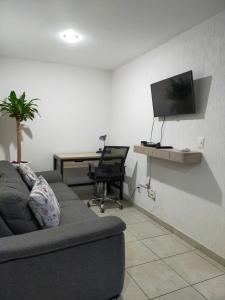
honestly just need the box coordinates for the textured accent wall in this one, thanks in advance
[110,11,225,258]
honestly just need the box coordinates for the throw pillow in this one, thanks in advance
[18,163,38,189]
[29,176,60,228]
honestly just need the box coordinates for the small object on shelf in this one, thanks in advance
[96,135,107,153]
[155,146,173,149]
[96,148,103,153]
[141,141,161,147]
[180,148,191,152]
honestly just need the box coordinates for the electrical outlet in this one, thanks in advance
[148,189,156,201]
[198,136,205,149]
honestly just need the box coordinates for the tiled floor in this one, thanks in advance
[90,203,225,300]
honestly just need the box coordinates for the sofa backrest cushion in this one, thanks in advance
[0,160,40,234]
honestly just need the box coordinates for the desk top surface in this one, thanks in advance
[54,152,101,160]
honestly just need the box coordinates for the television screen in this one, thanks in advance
[151,71,195,117]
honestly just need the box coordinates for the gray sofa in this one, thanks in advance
[0,160,126,300]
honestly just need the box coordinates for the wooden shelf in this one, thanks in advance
[134,145,202,164]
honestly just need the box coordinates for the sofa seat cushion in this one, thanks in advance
[60,200,98,225]
[50,182,79,202]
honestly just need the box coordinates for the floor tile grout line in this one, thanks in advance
[149,286,205,300]
[125,270,151,300]
[139,239,161,259]
[126,231,171,240]
[191,283,210,300]
[194,250,225,273]
[126,257,161,270]
[91,204,224,299]
[162,256,224,287]
[125,250,197,271]
[127,269,190,300]
[140,239,196,260]
[190,272,225,287]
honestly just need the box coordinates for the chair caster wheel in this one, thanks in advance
[87,202,91,208]
[100,205,104,213]
[119,204,123,210]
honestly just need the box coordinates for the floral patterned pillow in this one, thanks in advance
[29,176,60,228]
[18,163,38,188]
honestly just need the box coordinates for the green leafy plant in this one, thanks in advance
[0,90,39,162]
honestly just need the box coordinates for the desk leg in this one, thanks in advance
[60,160,64,179]
[53,157,57,170]
[120,181,123,200]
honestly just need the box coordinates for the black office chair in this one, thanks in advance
[87,146,129,213]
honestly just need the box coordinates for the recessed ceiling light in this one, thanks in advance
[59,29,82,44]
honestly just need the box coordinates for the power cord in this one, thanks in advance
[160,116,166,144]
[149,116,155,142]
[129,186,140,201]
[147,156,152,189]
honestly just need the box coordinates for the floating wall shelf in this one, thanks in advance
[134,145,202,164]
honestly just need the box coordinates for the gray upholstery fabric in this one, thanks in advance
[0,191,40,234]
[0,216,13,237]
[0,160,19,175]
[0,160,126,300]
[36,170,63,183]
[0,216,125,262]
[0,232,125,300]
[50,182,80,201]
[60,200,98,225]
[0,161,40,234]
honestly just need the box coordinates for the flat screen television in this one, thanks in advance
[151,71,195,117]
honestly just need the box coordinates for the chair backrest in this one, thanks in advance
[98,146,129,171]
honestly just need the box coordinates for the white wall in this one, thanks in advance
[110,11,225,258]
[0,58,111,171]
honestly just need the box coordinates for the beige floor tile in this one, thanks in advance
[124,230,137,243]
[155,287,206,300]
[127,221,168,240]
[127,260,188,299]
[143,234,194,258]
[118,273,148,300]
[164,252,223,285]
[126,240,158,268]
[194,250,225,272]
[194,274,225,300]
[107,207,149,225]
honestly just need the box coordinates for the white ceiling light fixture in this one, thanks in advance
[59,29,82,44]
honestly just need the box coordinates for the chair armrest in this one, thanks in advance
[0,216,126,263]
[35,170,62,183]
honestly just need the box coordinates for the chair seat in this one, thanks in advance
[89,169,123,182]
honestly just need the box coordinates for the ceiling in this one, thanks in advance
[0,0,225,70]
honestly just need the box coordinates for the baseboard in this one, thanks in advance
[129,201,225,267]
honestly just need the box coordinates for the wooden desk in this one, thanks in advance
[53,152,101,179]
[53,152,124,198]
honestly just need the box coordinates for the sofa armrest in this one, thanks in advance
[0,216,125,263]
[35,170,62,183]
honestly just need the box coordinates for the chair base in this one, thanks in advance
[87,197,123,213]
[87,182,123,213]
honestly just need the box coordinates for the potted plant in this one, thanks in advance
[0,90,39,162]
